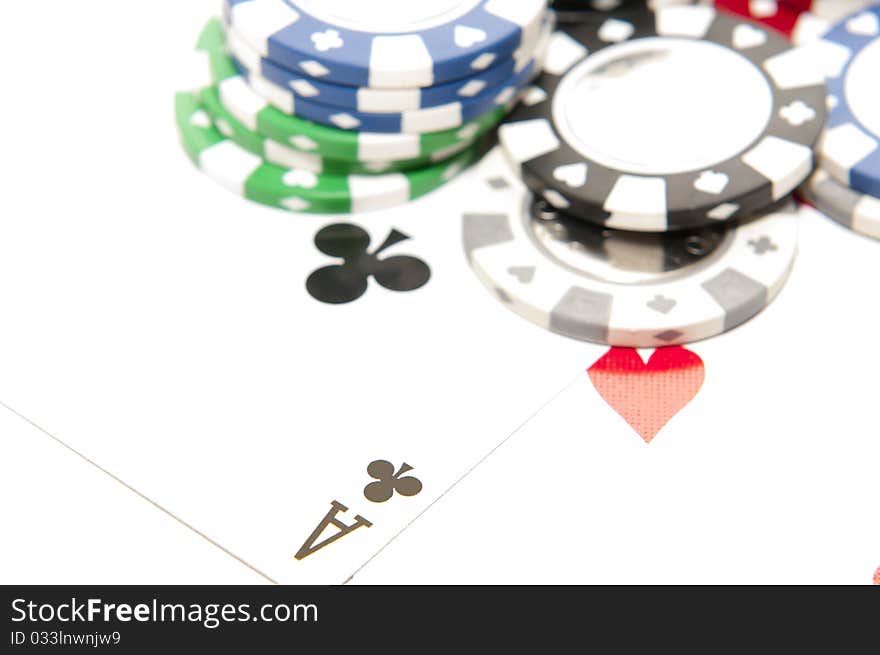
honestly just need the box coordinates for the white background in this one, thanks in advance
[1,1,879,585]
[0,0,271,584]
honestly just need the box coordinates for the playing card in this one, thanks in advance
[5,1,879,588]
[0,67,600,585]
[352,205,880,585]
[0,404,267,585]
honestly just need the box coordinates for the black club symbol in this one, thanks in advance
[363,460,423,504]
[306,224,431,304]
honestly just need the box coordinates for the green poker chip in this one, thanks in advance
[175,91,478,214]
[199,85,471,176]
[196,19,505,164]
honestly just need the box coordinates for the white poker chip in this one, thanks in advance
[498,5,827,232]
[462,148,799,347]
[800,167,880,240]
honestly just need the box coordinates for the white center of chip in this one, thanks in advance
[292,0,482,34]
[844,37,880,139]
[552,37,773,176]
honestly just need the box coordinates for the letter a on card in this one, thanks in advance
[295,501,373,561]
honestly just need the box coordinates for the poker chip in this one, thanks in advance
[499,5,827,232]
[552,0,698,23]
[196,19,499,163]
[816,5,880,199]
[713,1,877,43]
[200,85,471,175]
[713,0,830,43]
[223,0,548,89]
[462,148,798,347]
[175,91,478,214]
[227,15,553,112]
[776,1,876,22]
[227,22,545,134]
[800,168,880,240]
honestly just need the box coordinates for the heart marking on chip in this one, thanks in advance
[694,170,730,195]
[455,26,488,49]
[283,169,319,188]
[732,24,768,50]
[554,163,588,188]
[588,347,705,444]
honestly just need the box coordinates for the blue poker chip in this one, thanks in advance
[818,5,880,199]
[227,16,553,112]
[224,0,548,89]
[230,24,546,133]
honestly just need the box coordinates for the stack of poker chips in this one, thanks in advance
[712,0,877,44]
[714,0,880,238]
[463,2,826,347]
[174,1,553,215]
[795,3,880,240]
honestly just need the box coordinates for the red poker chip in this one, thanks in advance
[714,0,804,38]
[778,0,812,11]
[712,0,829,43]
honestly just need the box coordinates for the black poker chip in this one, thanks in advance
[500,4,827,231]
[551,0,697,23]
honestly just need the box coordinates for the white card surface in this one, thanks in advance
[353,207,880,584]
[0,404,267,584]
[0,2,599,582]
[0,146,598,582]
[3,1,880,586]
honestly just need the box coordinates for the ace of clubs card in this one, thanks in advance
[0,144,602,583]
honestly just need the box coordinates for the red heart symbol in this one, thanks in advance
[588,347,705,444]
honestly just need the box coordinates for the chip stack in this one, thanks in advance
[707,1,880,240]
[551,0,700,22]
[464,2,827,347]
[713,1,880,239]
[175,1,553,214]
[711,0,877,44]
[798,4,880,240]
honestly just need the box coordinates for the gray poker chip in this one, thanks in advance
[499,5,827,232]
[800,167,880,240]
[462,148,798,347]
